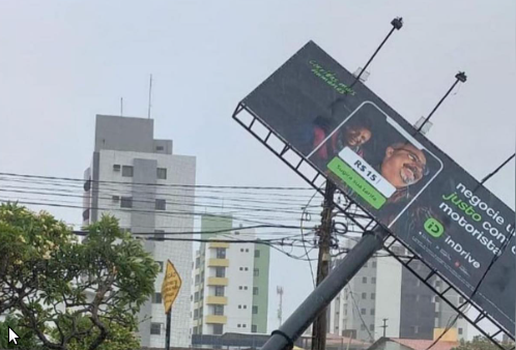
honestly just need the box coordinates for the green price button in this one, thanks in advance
[327,157,386,209]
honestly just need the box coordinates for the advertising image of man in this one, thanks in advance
[308,115,373,168]
[375,141,430,222]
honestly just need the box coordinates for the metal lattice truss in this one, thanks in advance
[233,102,514,350]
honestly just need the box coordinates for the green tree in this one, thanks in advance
[50,316,140,350]
[0,203,159,350]
[452,336,512,350]
[0,316,41,350]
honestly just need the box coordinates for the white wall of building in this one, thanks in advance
[92,148,195,348]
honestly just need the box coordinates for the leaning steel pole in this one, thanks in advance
[261,226,390,350]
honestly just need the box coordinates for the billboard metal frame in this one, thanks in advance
[233,102,515,350]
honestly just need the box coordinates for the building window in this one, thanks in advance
[154,230,165,241]
[150,323,161,335]
[361,293,366,299]
[245,249,249,252]
[362,277,367,283]
[239,286,243,290]
[214,305,224,315]
[244,267,248,271]
[252,325,258,333]
[120,197,133,208]
[243,305,247,309]
[253,306,258,315]
[113,164,121,172]
[157,261,163,272]
[371,293,375,300]
[111,195,120,203]
[372,261,377,268]
[370,309,375,316]
[122,165,133,177]
[372,277,376,284]
[370,324,374,331]
[195,257,200,268]
[157,167,167,180]
[194,292,199,302]
[213,324,223,335]
[237,324,241,328]
[243,324,247,328]
[240,248,244,252]
[215,286,225,297]
[361,308,366,315]
[153,293,162,304]
[156,145,164,151]
[254,268,259,277]
[155,199,166,210]
[193,308,199,318]
[216,248,226,259]
[195,275,200,284]
[458,328,463,335]
[253,287,259,295]
[255,249,261,258]
[360,324,366,331]
[244,286,248,290]
[238,305,242,309]
[215,267,225,278]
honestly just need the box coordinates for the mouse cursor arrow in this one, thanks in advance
[8,327,19,344]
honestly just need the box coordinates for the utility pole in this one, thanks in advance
[277,286,284,326]
[381,319,388,338]
[311,17,403,350]
[311,182,335,350]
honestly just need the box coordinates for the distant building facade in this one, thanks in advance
[192,215,270,337]
[83,115,196,348]
[329,237,468,342]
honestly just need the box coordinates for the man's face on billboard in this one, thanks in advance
[381,143,427,188]
[345,126,371,148]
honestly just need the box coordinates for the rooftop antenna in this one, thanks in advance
[148,74,153,119]
[120,97,124,116]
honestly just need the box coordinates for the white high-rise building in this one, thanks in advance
[329,237,468,342]
[83,115,196,348]
[191,216,270,341]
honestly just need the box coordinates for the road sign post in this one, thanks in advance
[161,260,182,350]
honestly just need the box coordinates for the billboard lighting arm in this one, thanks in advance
[351,17,404,88]
[480,153,515,185]
[261,226,389,350]
[416,71,467,133]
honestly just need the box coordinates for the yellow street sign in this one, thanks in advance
[161,260,182,314]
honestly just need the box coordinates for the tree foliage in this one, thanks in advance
[452,336,513,350]
[0,203,159,350]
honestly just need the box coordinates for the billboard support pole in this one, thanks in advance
[262,226,389,350]
[416,72,467,133]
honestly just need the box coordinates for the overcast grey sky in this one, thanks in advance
[1,0,514,339]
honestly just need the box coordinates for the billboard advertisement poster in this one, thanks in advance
[241,41,515,334]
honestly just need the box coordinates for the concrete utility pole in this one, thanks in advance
[311,182,336,350]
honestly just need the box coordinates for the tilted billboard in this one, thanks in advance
[240,41,515,334]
